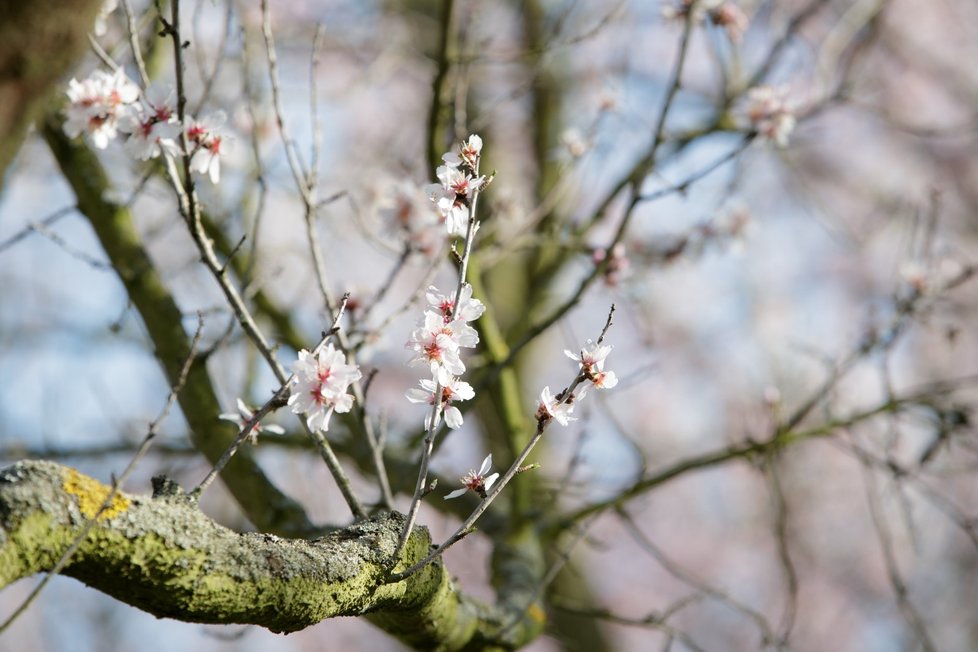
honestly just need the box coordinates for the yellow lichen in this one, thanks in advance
[63,468,130,520]
[527,602,546,625]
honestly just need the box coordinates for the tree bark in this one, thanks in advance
[0,460,517,649]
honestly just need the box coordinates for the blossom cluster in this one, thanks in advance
[536,340,618,427]
[288,344,361,432]
[662,1,749,42]
[425,135,486,236]
[745,85,796,147]
[405,283,484,431]
[63,68,226,182]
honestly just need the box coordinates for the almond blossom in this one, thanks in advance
[745,85,796,147]
[424,134,486,235]
[219,398,285,444]
[426,283,485,323]
[288,344,361,432]
[536,385,585,426]
[444,454,499,500]
[64,68,139,150]
[186,111,227,183]
[119,83,181,160]
[406,368,475,430]
[406,311,467,376]
[565,340,618,389]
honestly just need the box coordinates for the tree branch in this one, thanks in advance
[0,461,512,649]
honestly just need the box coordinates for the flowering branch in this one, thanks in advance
[393,135,488,563]
[389,305,616,582]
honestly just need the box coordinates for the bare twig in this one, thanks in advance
[0,314,205,634]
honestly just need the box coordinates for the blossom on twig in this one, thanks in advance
[444,454,499,500]
[406,367,474,430]
[745,85,796,147]
[64,68,140,150]
[425,134,486,235]
[565,340,619,389]
[186,111,227,183]
[219,398,285,445]
[536,385,585,426]
[119,83,181,160]
[288,344,361,432]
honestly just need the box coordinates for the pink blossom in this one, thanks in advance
[119,83,181,160]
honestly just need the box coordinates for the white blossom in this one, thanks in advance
[406,367,475,431]
[64,68,139,149]
[564,340,618,389]
[536,385,585,426]
[406,308,480,376]
[119,83,181,160]
[287,345,361,432]
[219,398,285,444]
[426,283,485,323]
[745,85,796,147]
[186,111,227,183]
[444,454,499,500]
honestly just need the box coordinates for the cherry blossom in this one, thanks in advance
[425,283,485,323]
[219,398,285,444]
[407,306,482,375]
[565,340,618,389]
[708,2,749,42]
[424,135,486,236]
[745,85,796,147]
[444,454,499,500]
[406,368,475,430]
[536,385,584,426]
[64,68,139,150]
[458,134,483,169]
[119,83,181,160]
[186,111,227,183]
[288,344,361,432]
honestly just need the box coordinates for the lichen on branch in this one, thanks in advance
[0,461,496,648]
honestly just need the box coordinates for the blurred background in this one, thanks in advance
[1,0,977,650]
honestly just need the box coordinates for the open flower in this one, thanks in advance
[745,85,796,147]
[444,454,499,500]
[406,367,475,430]
[219,398,285,444]
[426,283,485,323]
[119,83,181,160]
[406,311,472,375]
[565,340,618,389]
[459,134,483,168]
[536,385,585,426]
[288,344,361,432]
[186,111,227,183]
[64,68,139,149]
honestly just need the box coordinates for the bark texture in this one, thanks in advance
[0,461,511,649]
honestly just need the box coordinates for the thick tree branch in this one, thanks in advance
[0,461,518,649]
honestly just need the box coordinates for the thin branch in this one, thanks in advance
[0,313,205,634]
